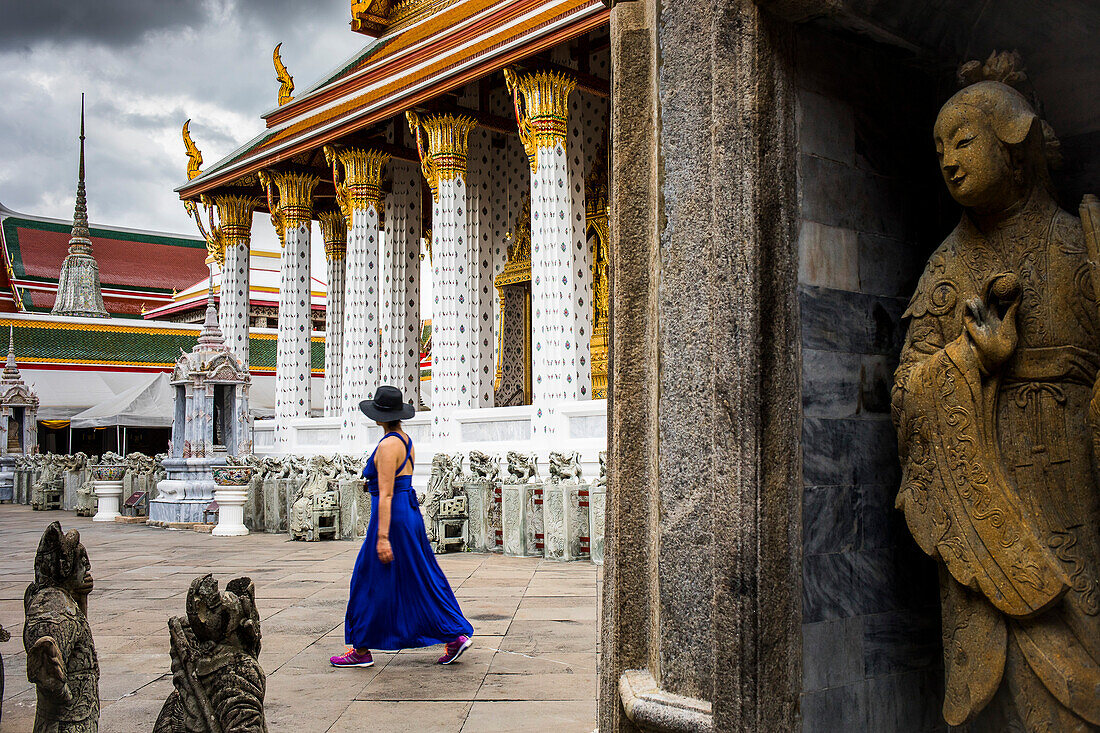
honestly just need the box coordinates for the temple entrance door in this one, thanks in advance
[495,283,532,406]
[494,199,533,407]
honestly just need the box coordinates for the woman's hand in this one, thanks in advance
[377,535,394,564]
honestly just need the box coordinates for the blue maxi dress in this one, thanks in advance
[344,432,473,650]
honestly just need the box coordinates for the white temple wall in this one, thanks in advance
[257,399,606,495]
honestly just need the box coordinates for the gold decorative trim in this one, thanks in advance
[406,111,476,201]
[318,210,348,261]
[504,67,576,173]
[586,139,609,399]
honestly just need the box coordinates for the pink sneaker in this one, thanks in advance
[330,648,374,668]
[437,635,472,665]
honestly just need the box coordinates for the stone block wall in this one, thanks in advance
[794,26,950,733]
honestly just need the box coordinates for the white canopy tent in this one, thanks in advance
[70,372,174,428]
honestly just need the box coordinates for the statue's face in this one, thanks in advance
[934,104,1021,212]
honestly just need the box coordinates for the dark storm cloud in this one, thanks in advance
[0,0,208,47]
[0,0,363,251]
[0,0,338,49]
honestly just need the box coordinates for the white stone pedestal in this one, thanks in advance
[211,466,253,537]
[91,465,127,522]
[465,481,501,552]
[542,481,590,561]
[212,488,249,536]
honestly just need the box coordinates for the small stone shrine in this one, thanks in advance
[152,279,251,525]
[501,451,543,558]
[154,574,267,733]
[543,451,589,561]
[461,451,501,553]
[0,329,38,504]
[23,521,99,733]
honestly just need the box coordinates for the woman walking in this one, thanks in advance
[331,385,473,668]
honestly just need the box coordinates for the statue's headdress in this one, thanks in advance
[186,574,262,658]
[33,521,85,588]
[944,51,1062,171]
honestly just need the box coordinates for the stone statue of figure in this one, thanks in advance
[289,455,339,541]
[22,521,99,732]
[154,574,267,733]
[893,53,1100,730]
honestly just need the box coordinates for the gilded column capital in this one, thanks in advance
[504,67,576,172]
[406,111,476,201]
[259,170,318,246]
[318,210,348,261]
[212,195,258,241]
[186,194,258,266]
[324,145,389,219]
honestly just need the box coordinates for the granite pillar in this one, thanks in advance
[601,1,801,731]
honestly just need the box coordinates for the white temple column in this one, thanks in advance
[506,69,592,421]
[326,147,388,449]
[467,129,496,407]
[319,210,347,417]
[381,159,422,403]
[260,171,318,449]
[212,195,256,366]
[407,112,477,439]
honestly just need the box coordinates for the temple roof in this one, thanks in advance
[142,249,328,320]
[0,314,325,376]
[178,0,607,198]
[0,201,209,318]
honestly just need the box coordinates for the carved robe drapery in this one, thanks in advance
[893,191,1100,729]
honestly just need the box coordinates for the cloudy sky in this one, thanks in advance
[0,0,367,255]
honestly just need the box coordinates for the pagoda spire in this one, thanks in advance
[195,267,228,352]
[2,328,18,380]
[52,94,108,318]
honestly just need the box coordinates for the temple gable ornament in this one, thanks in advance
[892,52,1100,730]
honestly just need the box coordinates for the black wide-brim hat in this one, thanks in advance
[359,385,416,422]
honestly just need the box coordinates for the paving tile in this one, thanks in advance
[0,505,597,731]
[329,700,472,732]
[462,700,596,732]
[476,672,597,701]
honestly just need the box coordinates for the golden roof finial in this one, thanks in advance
[273,43,295,106]
[182,119,203,181]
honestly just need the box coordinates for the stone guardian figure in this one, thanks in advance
[22,521,99,732]
[893,53,1100,730]
[154,574,267,733]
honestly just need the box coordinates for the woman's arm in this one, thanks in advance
[375,437,398,564]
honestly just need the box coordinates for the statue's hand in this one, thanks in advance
[28,636,72,702]
[964,294,1019,374]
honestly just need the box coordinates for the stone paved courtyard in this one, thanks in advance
[0,506,597,732]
